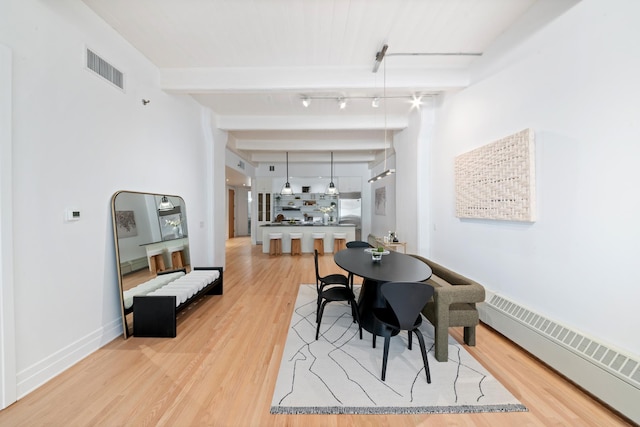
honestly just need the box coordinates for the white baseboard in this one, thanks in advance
[479,291,640,425]
[16,318,122,399]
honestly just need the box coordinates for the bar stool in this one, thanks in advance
[269,232,283,255]
[312,232,326,255]
[333,232,347,253]
[168,245,185,269]
[289,232,303,256]
[147,247,166,273]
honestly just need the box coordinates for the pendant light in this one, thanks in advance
[325,152,339,195]
[368,44,395,183]
[281,152,294,195]
[158,195,174,211]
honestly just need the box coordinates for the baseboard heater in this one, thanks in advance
[479,291,640,424]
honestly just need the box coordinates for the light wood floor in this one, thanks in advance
[0,237,632,426]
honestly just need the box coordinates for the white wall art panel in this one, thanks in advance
[455,128,535,222]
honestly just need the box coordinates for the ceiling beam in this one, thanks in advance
[160,66,470,93]
[214,114,408,131]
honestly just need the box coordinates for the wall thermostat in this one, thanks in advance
[65,209,81,221]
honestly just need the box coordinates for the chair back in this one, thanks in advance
[381,282,434,330]
[346,241,372,248]
[313,249,321,284]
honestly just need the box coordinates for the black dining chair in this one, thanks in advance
[372,281,435,382]
[344,241,372,289]
[314,249,362,341]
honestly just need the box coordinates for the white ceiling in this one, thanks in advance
[81,0,541,185]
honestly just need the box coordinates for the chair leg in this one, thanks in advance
[372,333,376,348]
[381,336,391,381]
[351,299,362,340]
[408,331,413,350]
[316,300,328,340]
[413,329,431,383]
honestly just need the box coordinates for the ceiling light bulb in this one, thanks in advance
[372,97,380,108]
[338,98,347,109]
[411,95,422,109]
[302,96,310,108]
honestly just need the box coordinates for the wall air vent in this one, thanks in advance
[86,48,124,90]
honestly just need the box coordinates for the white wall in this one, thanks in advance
[393,105,435,254]
[428,0,640,357]
[0,42,17,408]
[0,0,221,402]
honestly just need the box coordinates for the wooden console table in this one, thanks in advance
[374,237,407,253]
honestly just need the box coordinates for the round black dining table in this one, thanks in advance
[334,247,432,335]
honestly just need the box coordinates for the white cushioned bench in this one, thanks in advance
[123,271,186,312]
[132,267,223,337]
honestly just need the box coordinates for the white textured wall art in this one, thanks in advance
[455,128,536,222]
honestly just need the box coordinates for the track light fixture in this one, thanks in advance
[369,46,395,184]
[368,169,396,183]
[298,93,431,109]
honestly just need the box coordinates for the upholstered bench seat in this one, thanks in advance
[147,270,221,306]
[122,271,185,310]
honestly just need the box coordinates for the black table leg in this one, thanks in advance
[357,278,398,337]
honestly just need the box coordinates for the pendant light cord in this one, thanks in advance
[383,58,387,172]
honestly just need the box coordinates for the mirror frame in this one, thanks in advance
[111,190,190,338]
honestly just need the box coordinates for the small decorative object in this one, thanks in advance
[165,217,183,238]
[365,247,389,262]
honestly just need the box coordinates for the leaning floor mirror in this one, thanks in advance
[111,191,190,338]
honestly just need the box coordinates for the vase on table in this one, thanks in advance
[323,213,329,225]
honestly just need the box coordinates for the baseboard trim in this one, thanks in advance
[16,318,122,399]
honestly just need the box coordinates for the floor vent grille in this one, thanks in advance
[487,294,640,390]
[86,48,124,90]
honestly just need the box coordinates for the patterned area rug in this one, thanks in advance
[271,284,527,415]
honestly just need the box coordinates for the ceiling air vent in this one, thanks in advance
[86,48,124,90]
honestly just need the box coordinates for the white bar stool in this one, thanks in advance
[312,232,326,255]
[146,247,166,273]
[269,232,283,255]
[333,232,347,253]
[289,232,303,255]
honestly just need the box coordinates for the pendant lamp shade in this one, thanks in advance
[158,196,174,211]
[281,152,294,195]
[325,152,339,195]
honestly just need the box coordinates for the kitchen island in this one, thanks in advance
[260,224,356,254]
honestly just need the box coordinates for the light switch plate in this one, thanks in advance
[65,209,81,221]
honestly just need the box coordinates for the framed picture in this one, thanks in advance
[375,187,386,216]
[115,210,138,238]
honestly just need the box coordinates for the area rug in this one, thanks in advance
[270,284,527,415]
